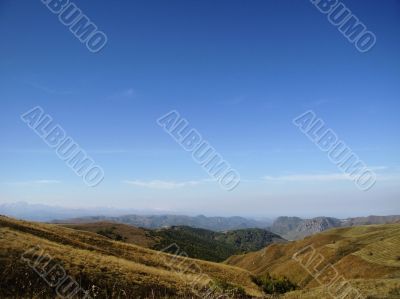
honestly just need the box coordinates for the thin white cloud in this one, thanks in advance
[123,179,209,189]
[263,173,353,182]
[263,172,400,183]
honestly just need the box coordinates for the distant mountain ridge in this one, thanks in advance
[270,215,400,240]
[0,202,160,222]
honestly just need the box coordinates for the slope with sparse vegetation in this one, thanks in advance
[226,223,400,298]
[0,215,264,298]
[62,222,159,248]
[2,215,400,298]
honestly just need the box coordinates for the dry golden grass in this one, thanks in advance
[3,216,400,299]
[0,216,263,298]
[282,278,400,299]
[226,223,400,298]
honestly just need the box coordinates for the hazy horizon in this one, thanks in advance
[1,200,399,220]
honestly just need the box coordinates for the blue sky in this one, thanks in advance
[0,0,399,217]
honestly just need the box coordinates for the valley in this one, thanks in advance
[1,215,400,298]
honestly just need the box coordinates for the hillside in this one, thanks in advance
[226,223,400,298]
[0,215,263,298]
[62,222,285,262]
[62,222,159,248]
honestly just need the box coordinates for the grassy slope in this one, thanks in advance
[226,223,400,298]
[62,222,159,248]
[0,216,263,298]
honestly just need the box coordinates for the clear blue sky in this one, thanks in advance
[0,0,399,217]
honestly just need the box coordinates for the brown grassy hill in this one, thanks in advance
[226,223,400,298]
[61,221,158,248]
[0,215,263,298]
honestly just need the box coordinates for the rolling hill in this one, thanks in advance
[0,215,263,298]
[226,223,400,298]
[62,221,159,248]
[62,222,285,262]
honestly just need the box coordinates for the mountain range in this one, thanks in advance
[2,202,400,241]
[0,202,152,222]
[55,214,272,231]
[271,215,400,240]
[56,214,400,241]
